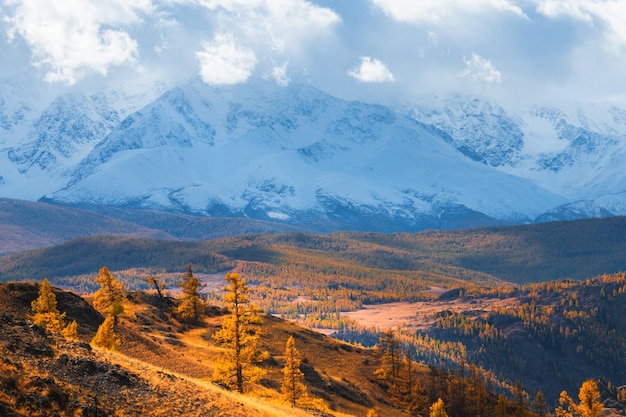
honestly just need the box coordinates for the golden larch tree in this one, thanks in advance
[147,274,166,298]
[93,266,127,325]
[282,335,308,407]
[430,398,448,417]
[31,277,66,332]
[212,272,267,393]
[91,315,121,350]
[556,379,603,417]
[62,320,79,340]
[175,264,205,320]
[374,328,403,398]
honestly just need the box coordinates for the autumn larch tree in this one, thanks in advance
[91,315,121,350]
[430,398,448,417]
[282,335,308,407]
[147,274,166,298]
[31,277,66,332]
[534,390,548,417]
[212,273,268,393]
[556,379,603,417]
[176,264,205,320]
[374,329,402,385]
[62,319,79,340]
[93,266,127,326]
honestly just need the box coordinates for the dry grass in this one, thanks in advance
[342,296,521,331]
[113,294,406,416]
[0,284,409,416]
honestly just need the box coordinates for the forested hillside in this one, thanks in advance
[2,216,626,289]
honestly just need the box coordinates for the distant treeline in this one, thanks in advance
[2,216,626,287]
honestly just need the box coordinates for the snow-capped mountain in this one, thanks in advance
[0,77,624,231]
[0,80,165,199]
[38,79,565,231]
[402,96,626,222]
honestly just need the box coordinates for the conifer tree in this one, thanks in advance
[282,335,307,407]
[62,320,79,341]
[91,315,120,350]
[556,380,603,417]
[430,398,448,417]
[374,329,402,384]
[147,274,166,298]
[212,273,268,393]
[176,264,205,320]
[533,390,548,417]
[93,266,127,325]
[31,277,66,332]
[366,409,378,417]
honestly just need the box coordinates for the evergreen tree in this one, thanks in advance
[93,266,127,325]
[212,273,268,393]
[282,335,307,407]
[91,315,121,350]
[31,278,66,332]
[430,398,448,417]
[175,264,205,320]
[366,409,379,417]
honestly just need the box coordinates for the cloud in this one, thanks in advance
[3,0,151,84]
[196,33,257,85]
[195,0,340,52]
[370,0,527,25]
[460,53,502,83]
[534,0,626,52]
[187,0,340,85]
[267,62,291,86]
[347,56,395,83]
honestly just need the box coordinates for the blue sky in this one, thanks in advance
[1,0,625,108]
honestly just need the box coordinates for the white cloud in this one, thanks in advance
[3,0,151,84]
[370,0,526,24]
[460,53,502,83]
[534,0,626,52]
[348,57,395,83]
[195,0,340,52]
[268,62,291,86]
[196,33,257,85]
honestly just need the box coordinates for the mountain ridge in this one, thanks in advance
[1,78,625,230]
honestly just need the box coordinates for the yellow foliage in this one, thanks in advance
[62,320,79,341]
[175,264,205,321]
[556,380,603,417]
[31,277,66,332]
[93,266,127,319]
[212,273,267,393]
[281,335,307,407]
[430,398,448,417]
[91,315,121,350]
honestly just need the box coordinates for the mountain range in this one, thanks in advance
[1,76,625,232]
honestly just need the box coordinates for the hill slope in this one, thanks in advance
[0,282,444,417]
[2,216,625,290]
[0,198,313,256]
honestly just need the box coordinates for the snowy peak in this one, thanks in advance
[401,96,525,167]
[47,81,565,231]
[1,79,625,231]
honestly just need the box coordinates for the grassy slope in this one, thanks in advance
[0,283,404,417]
